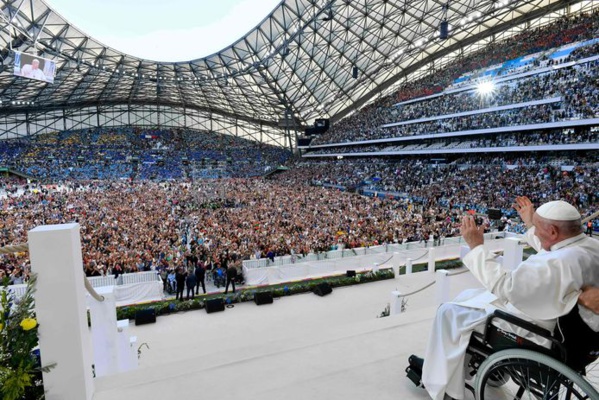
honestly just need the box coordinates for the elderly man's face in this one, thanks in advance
[532,213,560,251]
[32,60,40,69]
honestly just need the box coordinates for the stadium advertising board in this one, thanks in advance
[13,51,56,84]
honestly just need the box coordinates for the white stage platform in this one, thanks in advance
[93,252,484,400]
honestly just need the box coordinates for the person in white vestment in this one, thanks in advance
[414,196,599,400]
[20,59,47,80]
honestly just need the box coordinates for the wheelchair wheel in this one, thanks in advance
[475,349,599,400]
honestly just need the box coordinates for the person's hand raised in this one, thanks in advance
[460,215,484,249]
[513,196,535,228]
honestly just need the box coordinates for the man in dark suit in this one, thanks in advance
[195,261,206,295]
[175,267,187,301]
[224,263,238,294]
[186,270,197,300]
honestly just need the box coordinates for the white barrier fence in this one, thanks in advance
[243,232,514,286]
[242,232,506,269]
[5,271,164,307]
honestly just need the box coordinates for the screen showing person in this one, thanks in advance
[13,51,56,84]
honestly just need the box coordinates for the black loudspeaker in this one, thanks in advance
[297,137,313,147]
[488,208,502,220]
[135,308,156,325]
[439,20,449,40]
[205,298,225,314]
[352,66,359,79]
[313,282,333,297]
[346,270,356,277]
[254,292,274,305]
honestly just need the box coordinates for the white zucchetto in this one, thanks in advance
[536,200,581,221]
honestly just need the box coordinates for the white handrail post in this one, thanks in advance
[435,269,450,306]
[405,258,413,275]
[390,290,403,315]
[428,247,436,274]
[392,252,400,278]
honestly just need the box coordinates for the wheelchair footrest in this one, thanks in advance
[405,366,426,389]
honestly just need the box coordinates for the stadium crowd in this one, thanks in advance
[2,152,597,285]
[270,157,598,218]
[312,58,599,145]
[0,9,598,289]
[0,178,465,283]
[305,129,599,155]
[0,127,291,182]
[311,10,599,146]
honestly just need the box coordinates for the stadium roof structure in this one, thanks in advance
[0,0,591,143]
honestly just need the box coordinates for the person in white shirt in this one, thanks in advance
[411,196,599,400]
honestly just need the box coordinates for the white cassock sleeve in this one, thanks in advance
[524,226,543,252]
[462,244,582,320]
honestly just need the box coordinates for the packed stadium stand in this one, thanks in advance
[0,128,291,181]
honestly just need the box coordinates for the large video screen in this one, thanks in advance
[13,51,56,84]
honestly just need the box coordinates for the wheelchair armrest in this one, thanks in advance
[486,310,553,339]
[483,309,567,361]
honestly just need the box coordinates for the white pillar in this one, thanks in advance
[28,223,94,400]
[390,290,403,315]
[405,258,413,275]
[502,237,524,271]
[392,252,400,278]
[87,286,118,377]
[428,247,436,274]
[435,270,450,305]
[129,336,139,369]
[116,320,138,372]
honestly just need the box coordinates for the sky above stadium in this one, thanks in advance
[46,0,282,62]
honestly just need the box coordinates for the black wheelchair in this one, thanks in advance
[406,306,599,399]
[465,307,599,399]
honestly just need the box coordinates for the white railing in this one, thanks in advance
[242,232,504,269]
[3,271,161,299]
[85,271,161,287]
[3,271,164,307]
[121,271,161,285]
[88,275,119,288]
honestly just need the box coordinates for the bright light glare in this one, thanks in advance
[477,81,496,96]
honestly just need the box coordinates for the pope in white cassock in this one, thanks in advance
[20,59,47,81]
[416,196,599,400]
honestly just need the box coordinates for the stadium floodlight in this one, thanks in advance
[476,80,496,96]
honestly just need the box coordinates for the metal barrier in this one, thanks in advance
[88,275,119,288]
[3,271,162,299]
[121,271,161,285]
[242,232,504,269]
